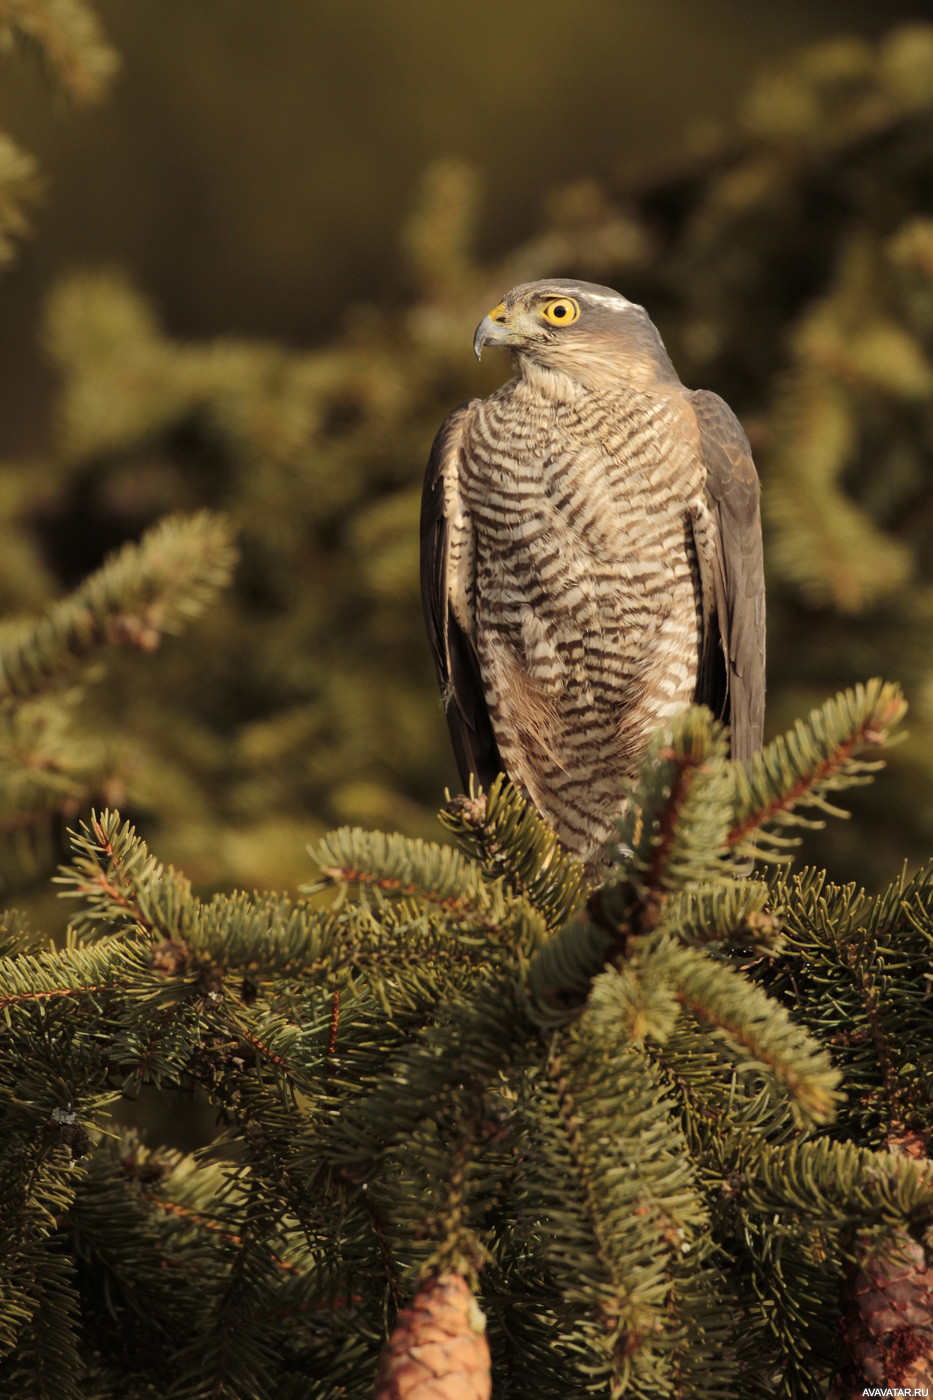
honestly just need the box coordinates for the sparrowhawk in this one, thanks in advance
[421,279,765,871]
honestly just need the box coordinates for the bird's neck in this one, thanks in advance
[513,356,584,402]
[514,349,666,398]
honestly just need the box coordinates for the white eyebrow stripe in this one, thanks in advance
[581,292,641,311]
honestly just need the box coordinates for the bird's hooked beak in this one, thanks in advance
[473,302,513,360]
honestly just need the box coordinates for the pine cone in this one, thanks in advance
[834,1227,933,1396]
[374,1271,492,1400]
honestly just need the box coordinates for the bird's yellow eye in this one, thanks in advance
[540,297,580,326]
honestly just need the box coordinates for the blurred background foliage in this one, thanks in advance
[2,1,933,922]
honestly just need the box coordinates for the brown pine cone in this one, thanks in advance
[374,1271,492,1400]
[834,1228,933,1396]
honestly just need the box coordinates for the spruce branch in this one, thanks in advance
[306,826,510,928]
[0,0,119,104]
[0,697,110,875]
[591,960,681,1049]
[0,1248,84,1399]
[56,810,196,944]
[324,974,529,1171]
[613,706,734,906]
[68,1146,230,1346]
[359,1196,402,1320]
[530,930,839,1130]
[522,685,904,1147]
[439,774,587,932]
[727,679,907,861]
[0,906,44,958]
[520,889,685,1035]
[721,1135,933,1230]
[712,1134,933,1394]
[0,512,237,704]
[57,812,518,1021]
[655,942,841,1127]
[56,833,477,1129]
[656,879,781,952]
[760,861,933,1143]
[162,1189,283,1400]
[522,901,629,1029]
[67,1141,377,1393]
[643,1028,798,1152]
[772,856,933,958]
[544,1017,732,1395]
[0,933,148,1012]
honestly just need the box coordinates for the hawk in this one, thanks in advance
[421,279,765,871]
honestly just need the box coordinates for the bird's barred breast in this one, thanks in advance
[459,377,705,859]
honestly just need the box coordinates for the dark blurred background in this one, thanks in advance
[3,0,933,914]
[2,0,931,447]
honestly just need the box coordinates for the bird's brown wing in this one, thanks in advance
[689,389,766,763]
[420,401,503,792]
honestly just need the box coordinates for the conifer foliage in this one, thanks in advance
[0,0,118,262]
[2,675,931,1398]
[2,10,933,1398]
[0,511,235,887]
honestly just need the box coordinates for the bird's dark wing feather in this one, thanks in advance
[689,389,766,763]
[420,401,503,792]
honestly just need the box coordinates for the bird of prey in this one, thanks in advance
[420,279,765,871]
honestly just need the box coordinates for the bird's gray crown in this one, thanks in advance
[503,278,644,314]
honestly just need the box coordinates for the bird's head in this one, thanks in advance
[473,279,678,389]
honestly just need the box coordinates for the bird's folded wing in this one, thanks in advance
[420,401,503,791]
[689,388,766,763]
